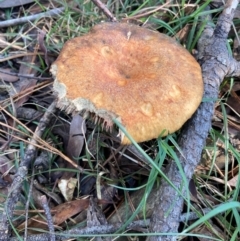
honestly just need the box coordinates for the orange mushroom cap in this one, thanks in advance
[51,22,203,145]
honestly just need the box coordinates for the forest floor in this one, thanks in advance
[0,0,239,240]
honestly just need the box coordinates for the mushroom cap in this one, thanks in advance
[51,22,203,145]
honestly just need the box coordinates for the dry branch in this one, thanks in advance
[40,195,55,241]
[148,0,240,240]
[0,7,64,28]
[0,101,57,240]
[8,220,148,241]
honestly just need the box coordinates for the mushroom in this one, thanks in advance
[51,22,203,145]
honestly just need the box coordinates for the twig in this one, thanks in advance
[40,195,55,241]
[0,52,46,63]
[91,0,117,22]
[8,220,146,241]
[0,101,57,240]
[8,203,227,241]
[0,7,64,28]
[0,68,52,81]
[24,169,35,241]
[148,0,240,240]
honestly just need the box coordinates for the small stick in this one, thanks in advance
[91,0,117,22]
[0,68,52,81]
[0,7,64,28]
[40,195,56,241]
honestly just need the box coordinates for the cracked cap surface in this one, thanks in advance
[51,22,203,144]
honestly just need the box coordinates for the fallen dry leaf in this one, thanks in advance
[17,198,89,233]
[10,58,38,108]
[0,34,8,48]
[228,174,239,187]
[192,221,226,240]
[227,96,240,115]
[38,29,49,67]
[58,178,78,201]
[52,198,89,225]
[0,155,14,175]
[0,68,18,82]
